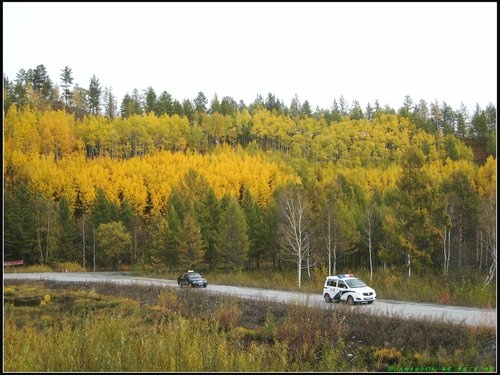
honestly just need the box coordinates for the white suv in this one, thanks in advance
[323,274,376,304]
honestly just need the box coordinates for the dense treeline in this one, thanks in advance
[4,105,496,286]
[3,64,497,159]
[3,64,497,287]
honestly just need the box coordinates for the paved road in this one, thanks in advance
[4,272,496,328]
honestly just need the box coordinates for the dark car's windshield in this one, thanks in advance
[345,278,367,288]
[187,273,202,279]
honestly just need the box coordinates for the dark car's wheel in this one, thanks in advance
[324,293,332,303]
[347,295,355,305]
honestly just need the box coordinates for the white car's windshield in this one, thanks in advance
[345,278,367,288]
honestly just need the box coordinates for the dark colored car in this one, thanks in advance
[177,270,208,288]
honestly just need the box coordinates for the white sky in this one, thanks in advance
[3,2,497,112]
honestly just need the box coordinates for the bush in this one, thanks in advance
[5,264,53,273]
[57,262,85,272]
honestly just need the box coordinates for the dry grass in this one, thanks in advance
[3,279,496,372]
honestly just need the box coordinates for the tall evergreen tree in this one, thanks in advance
[301,100,312,117]
[330,99,341,122]
[210,93,221,114]
[241,186,263,269]
[182,99,195,123]
[90,188,120,228]
[441,101,456,135]
[13,68,30,107]
[197,188,221,271]
[144,86,157,114]
[155,91,174,116]
[392,146,439,276]
[290,94,301,119]
[430,100,443,135]
[120,93,134,118]
[88,74,102,115]
[33,64,49,93]
[194,91,208,113]
[56,196,78,262]
[484,103,497,155]
[338,95,349,116]
[265,93,278,112]
[217,196,249,272]
[120,198,137,262]
[178,210,205,269]
[399,95,414,118]
[60,66,74,107]
[221,96,237,116]
[103,86,117,119]
[350,100,364,120]
[439,170,480,272]
[365,102,375,121]
[172,99,184,116]
[131,88,143,115]
[165,200,181,270]
[260,198,280,269]
[4,181,37,264]
[72,84,89,117]
[413,99,431,133]
[147,213,170,267]
[455,103,469,140]
[3,74,15,111]
[33,194,59,265]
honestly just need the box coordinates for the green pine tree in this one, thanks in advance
[178,210,205,269]
[217,196,249,272]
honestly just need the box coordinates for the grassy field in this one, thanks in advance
[3,279,496,372]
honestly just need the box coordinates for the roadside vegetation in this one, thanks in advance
[3,280,496,372]
[161,267,496,308]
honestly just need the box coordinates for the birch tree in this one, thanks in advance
[278,186,311,288]
[361,206,375,281]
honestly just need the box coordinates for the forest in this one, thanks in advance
[3,64,497,288]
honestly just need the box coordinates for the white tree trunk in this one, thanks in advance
[45,212,51,263]
[279,188,311,289]
[326,209,332,276]
[362,208,374,281]
[82,207,86,271]
[93,226,96,272]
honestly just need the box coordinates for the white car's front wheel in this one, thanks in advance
[347,295,355,305]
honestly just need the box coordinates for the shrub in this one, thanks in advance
[6,264,52,273]
[374,347,402,364]
[210,303,240,331]
[40,294,52,306]
[57,262,85,272]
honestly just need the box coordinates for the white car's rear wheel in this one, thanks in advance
[324,294,332,303]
